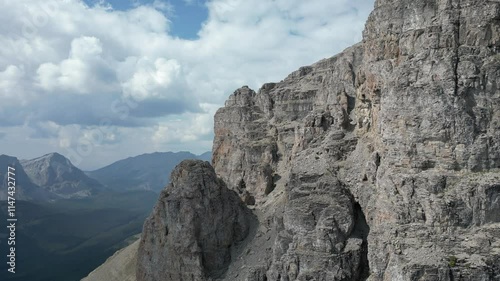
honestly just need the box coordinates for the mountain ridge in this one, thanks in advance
[0,155,56,201]
[87,151,211,192]
[21,152,104,199]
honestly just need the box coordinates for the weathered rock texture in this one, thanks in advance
[105,0,500,281]
[210,0,500,280]
[136,160,252,281]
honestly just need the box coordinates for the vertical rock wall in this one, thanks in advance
[134,1,500,280]
[211,0,500,280]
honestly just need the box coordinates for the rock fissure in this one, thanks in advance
[453,0,462,98]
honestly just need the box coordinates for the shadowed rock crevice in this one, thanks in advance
[344,94,357,131]
[350,202,370,281]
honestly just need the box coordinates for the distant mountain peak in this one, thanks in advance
[0,154,56,201]
[26,152,71,165]
[21,152,103,199]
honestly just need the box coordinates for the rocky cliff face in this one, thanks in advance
[136,160,252,281]
[132,0,500,280]
[211,0,500,280]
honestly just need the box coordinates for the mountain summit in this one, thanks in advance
[21,152,103,198]
[0,155,55,201]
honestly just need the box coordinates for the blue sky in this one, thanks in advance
[0,0,374,169]
[84,0,209,39]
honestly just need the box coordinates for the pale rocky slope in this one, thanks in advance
[82,239,140,281]
[84,0,500,280]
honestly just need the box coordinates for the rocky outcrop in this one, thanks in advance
[212,45,374,281]
[136,160,252,281]
[211,0,500,280]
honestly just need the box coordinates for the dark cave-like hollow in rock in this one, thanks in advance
[351,201,370,280]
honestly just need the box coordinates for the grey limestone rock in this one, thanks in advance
[211,0,500,280]
[136,160,252,281]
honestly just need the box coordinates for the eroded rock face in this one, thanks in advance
[136,160,251,281]
[125,1,500,280]
[212,0,500,280]
[213,47,374,280]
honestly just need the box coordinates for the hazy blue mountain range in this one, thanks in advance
[87,151,211,192]
[0,150,209,281]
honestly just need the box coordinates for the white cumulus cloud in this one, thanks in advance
[0,0,374,169]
